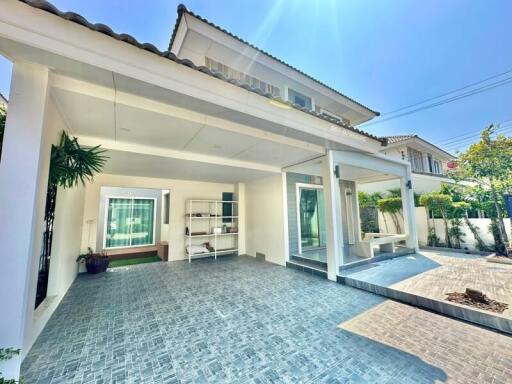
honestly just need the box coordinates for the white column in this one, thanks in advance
[0,63,50,380]
[281,172,290,262]
[234,182,246,255]
[322,151,344,280]
[400,169,419,252]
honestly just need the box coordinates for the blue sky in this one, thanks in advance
[1,0,511,153]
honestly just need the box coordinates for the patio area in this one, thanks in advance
[340,249,512,333]
[22,256,512,383]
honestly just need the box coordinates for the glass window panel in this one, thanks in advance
[130,199,155,246]
[299,188,320,248]
[106,198,132,248]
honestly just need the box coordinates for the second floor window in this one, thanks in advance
[427,154,442,174]
[288,88,312,110]
[407,147,424,172]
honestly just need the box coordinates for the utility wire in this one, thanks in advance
[443,127,512,151]
[437,123,512,147]
[380,67,512,116]
[360,76,512,127]
[434,118,512,145]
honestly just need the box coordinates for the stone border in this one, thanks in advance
[420,246,491,256]
[486,253,512,265]
[338,275,512,334]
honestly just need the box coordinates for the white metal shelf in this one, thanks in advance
[185,199,240,263]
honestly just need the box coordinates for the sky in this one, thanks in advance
[1,0,512,153]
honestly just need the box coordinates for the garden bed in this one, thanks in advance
[446,288,509,314]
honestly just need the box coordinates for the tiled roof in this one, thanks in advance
[381,135,417,144]
[18,0,385,145]
[381,134,455,158]
[169,4,380,118]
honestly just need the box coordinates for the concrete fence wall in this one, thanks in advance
[378,207,512,251]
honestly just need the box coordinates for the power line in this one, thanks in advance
[434,118,512,145]
[436,122,512,147]
[380,67,512,116]
[442,127,512,151]
[359,76,512,127]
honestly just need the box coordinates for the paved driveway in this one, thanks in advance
[22,256,512,383]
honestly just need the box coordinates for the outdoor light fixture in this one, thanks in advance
[406,180,413,189]
[334,165,340,178]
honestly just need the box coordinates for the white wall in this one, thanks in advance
[245,174,286,265]
[81,173,235,261]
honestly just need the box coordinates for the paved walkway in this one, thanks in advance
[22,256,512,383]
[341,250,512,320]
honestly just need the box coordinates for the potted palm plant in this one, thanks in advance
[76,248,110,274]
[35,131,107,306]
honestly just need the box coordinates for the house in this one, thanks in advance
[359,134,456,195]
[0,1,418,379]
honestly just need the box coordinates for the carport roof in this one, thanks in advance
[19,0,385,146]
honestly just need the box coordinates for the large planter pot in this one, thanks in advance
[85,255,110,274]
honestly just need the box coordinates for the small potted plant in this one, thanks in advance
[76,247,110,274]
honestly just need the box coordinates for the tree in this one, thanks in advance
[358,191,382,208]
[419,193,453,247]
[36,131,107,307]
[450,125,512,255]
[377,197,403,233]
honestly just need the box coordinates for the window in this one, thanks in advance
[222,192,234,223]
[205,57,280,97]
[288,88,312,110]
[297,185,326,250]
[427,154,434,173]
[407,147,424,172]
[432,159,441,174]
[163,192,170,224]
[105,197,156,248]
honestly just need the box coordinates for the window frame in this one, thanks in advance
[295,183,326,254]
[103,196,157,250]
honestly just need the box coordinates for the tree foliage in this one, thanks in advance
[450,125,512,255]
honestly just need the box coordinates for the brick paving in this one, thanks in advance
[21,255,512,383]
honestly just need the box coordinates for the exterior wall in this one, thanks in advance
[286,172,323,255]
[96,186,163,251]
[245,174,286,266]
[81,174,235,261]
[359,173,454,195]
[340,180,359,245]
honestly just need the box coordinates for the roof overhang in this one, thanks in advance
[169,4,380,125]
[0,0,385,153]
[385,136,455,160]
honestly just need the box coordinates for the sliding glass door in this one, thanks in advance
[105,197,155,249]
[298,186,326,251]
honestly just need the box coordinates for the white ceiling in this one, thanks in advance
[102,149,273,183]
[52,88,322,169]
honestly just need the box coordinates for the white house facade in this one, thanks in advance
[359,134,456,195]
[0,1,418,380]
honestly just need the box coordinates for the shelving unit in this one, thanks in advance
[185,200,239,263]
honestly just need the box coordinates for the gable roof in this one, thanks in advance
[381,134,455,158]
[0,91,7,105]
[18,0,385,145]
[169,4,380,119]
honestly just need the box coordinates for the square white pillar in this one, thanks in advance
[0,63,50,380]
[322,151,344,280]
[400,173,419,252]
[234,182,246,255]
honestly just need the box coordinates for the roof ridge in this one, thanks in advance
[18,0,385,145]
[169,4,380,117]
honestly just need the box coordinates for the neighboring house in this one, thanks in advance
[360,134,456,194]
[0,91,7,108]
[0,1,418,380]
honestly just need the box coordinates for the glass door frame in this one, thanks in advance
[295,183,326,254]
[103,196,157,250]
